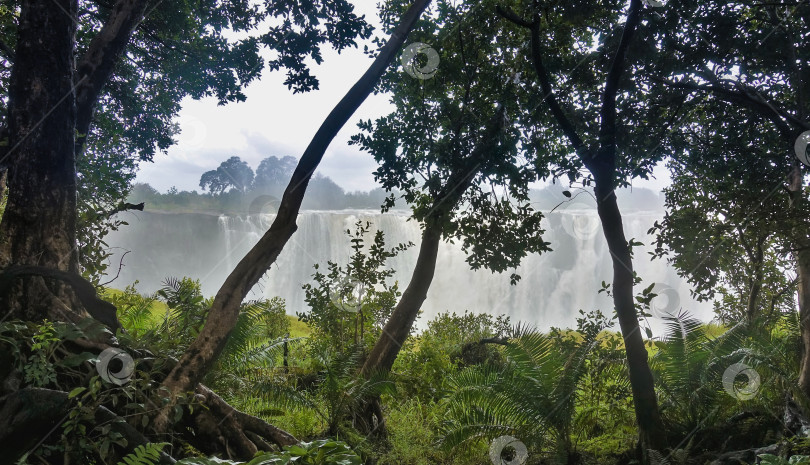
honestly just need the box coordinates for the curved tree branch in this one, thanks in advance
[651,76,806,137]
[75,0,149,155]
[496,5,589,158]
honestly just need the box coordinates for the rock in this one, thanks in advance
[708,443,782,465]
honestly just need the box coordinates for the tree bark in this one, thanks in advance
[155,0,433,423]
[745,235,766,322]
[593,177,667,453]
[361,224,442,374]
[788,162,810,401]
[0,0,80,318]
[0,387,72,462]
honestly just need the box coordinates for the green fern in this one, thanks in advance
[441,323,602,463]
[116,442,169,465]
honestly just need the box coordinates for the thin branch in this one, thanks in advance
[75,0,150,155]
[496,5,588,158]
[598,0,643,155]
[102,201,144,219]
[99,250,130,286]
[652,76,807,136]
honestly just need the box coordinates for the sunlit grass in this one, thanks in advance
[103,287,311,337]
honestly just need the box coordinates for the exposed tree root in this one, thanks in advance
[0,387,72,461]
[0,352,296,463]
[180,384,297,460]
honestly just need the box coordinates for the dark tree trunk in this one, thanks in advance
[498,0,667,453]
[788,162,810,401]
[361,224,442,374]
[155,0,433,425]
[0,0,79,318]
[796,246,810,399]
[593,177,667,453]
[745,235,766,322]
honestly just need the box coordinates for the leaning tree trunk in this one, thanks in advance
[593,176,668,452]
[359,106,507,377]
[361,224,442,375]
[0,0,80,319]
[154,0,433,429]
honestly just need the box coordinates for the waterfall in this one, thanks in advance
[103,209,711,332]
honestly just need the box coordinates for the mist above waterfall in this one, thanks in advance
[103,186,711,333]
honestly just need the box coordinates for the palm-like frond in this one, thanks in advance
[441,327,601,461]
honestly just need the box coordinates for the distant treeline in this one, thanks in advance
[128,182,399,213]
[129,155,664,214]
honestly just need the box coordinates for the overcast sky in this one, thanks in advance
[135,2,671,194]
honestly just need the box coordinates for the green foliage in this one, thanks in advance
[77,116,141,284]
[441,311,609,463]
[0,318,180,463]
[394,310,510,400]
[22,320,59,387]
[650,311,803,454]
[311,347,395,436]
[114,277,297,416]
[760,454,810,465]
[300,221,410,355]
[353,0,551,280]
[175,439,362,465]
[117,443,169,465]
[373,397,488,465]
[273,439,363,465]
[116,277,289,357]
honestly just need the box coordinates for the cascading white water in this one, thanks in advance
[103,208,711,332]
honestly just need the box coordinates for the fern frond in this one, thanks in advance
[116,443,169,465]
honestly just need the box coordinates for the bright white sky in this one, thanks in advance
[135,1,671,194]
